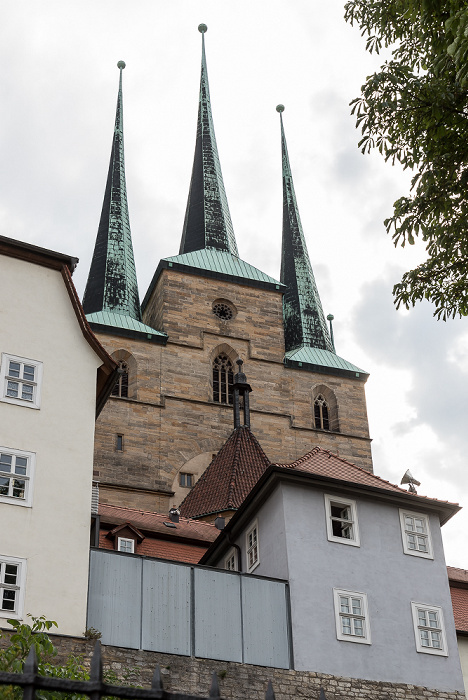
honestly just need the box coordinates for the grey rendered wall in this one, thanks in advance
[280,483,463,692]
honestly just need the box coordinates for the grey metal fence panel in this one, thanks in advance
[142,559,191,655]
[88,549,142,649]
[194,568,242,662]
[241,576,290,668]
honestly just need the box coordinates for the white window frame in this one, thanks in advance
[0,555,26,620]
[246,521,259,573]
[333,588,371,644]
[0,354,43,409]
[0,447,35,508]
[411,602,447,656]
[224,548,237,572]
[324,494,360,547]
[117,537,135,553]
[399,509,433,559]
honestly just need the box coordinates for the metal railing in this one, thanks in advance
[0,640,280,699]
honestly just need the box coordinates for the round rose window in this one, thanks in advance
[212,301,235,320]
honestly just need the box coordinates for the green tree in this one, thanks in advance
[345,0,468,319]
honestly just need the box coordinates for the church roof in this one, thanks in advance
[86,310,166,343]
[82,63,145,323]
[278,106,334,355]
[284,346,368,381]
[179,426,271,519]
[179,25,238,256]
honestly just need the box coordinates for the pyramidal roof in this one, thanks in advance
[179,25,238,256]
[82,62,165,342]
[278,106,334,354]
[179,426,270,519]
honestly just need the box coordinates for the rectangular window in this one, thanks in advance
[0,354,43,409]
[399,510,433,559]
[333,589,371,644]
[116,434,124,452]
[117,538,135,553]
[411,602,447,656]
[0,447,34,507]
[0,556,26,619]
[325,495,360,546]
[225,549,237,571]
[179,473,194,488]
[246,521,259,573]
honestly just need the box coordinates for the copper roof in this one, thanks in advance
[274,447,460,508]
[179,426,271,519]
[98,504,218,543]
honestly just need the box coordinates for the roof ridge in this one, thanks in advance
[100,503,217,528]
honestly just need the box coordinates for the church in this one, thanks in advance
[83,25,372,520]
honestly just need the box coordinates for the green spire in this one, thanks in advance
[83,61,141,320]
[179,25,239,256]
[278,105,334,354]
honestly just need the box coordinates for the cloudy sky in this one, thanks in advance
[2,1,467,567]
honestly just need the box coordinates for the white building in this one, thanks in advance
[0,235,117,636]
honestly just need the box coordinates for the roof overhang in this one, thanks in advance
[201,465,461,566]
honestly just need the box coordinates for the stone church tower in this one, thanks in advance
[83,28,372,515]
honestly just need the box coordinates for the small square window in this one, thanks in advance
[399,510,433,559]
[179,473,194,488]
[411,602,447,656]
[0,447,35,507]
[117,538,135,553]
[0,556,26,619]
[246,521,259,573]
[333,589,371,644]
[324,495,360,547]
[0,354,43,409]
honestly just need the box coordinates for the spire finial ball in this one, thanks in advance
[198,23,207,33]
[117,61,126,70]
[276,104,285,113]
[327,314,334,321]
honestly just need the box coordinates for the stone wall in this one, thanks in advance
[1,633,464,700]
[93,267,373,513]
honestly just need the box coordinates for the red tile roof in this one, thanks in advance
[99,503,218,543]
[448,566,468,584]
[98,531,208,564]
[274,447,460,508]
[449,586,468,633]
[180,426,271,519]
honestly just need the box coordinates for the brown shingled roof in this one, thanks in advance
[179,426,271,519]
[274,446,459,505]
[98,503,218,543]
[448,566,468,584]
[449,587,468,633]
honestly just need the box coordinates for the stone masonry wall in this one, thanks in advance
[93,268,372,512]
[1,633,464,700]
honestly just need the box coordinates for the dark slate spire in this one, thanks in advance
[179,25,238,256]
[278,105,334,353]
[83,61,141,319]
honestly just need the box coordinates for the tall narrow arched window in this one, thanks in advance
[112,361,129,398]
[314,394,329,430]
[212,354,234,404]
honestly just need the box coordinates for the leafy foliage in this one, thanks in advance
[0,616,139,699]
[345,0,468,319]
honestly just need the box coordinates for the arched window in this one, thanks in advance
[314,394,329,430]
[112,360,129,398]
[212,354,234,404]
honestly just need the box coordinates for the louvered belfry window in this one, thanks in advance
[212,354,234,404]
[314,394,329,430]
[112,361,129,398]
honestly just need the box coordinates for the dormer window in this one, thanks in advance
[117,537,135,553]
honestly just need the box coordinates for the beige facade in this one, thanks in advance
[0,243,114,636]
[94,266,372,513]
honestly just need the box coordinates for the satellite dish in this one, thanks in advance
[400,469,421,493]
